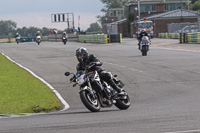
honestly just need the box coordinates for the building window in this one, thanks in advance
[109,10,123,17]
[117,11,122,16]
[165,3,183,11]
[109,10,116,16]
[140,4,156,12]
[129,5,135,13]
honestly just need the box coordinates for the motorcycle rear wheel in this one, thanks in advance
[80,90,101,112]
[115,90,131,110]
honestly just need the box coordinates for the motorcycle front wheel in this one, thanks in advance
[80,90,101,112]
[142,45,148,56]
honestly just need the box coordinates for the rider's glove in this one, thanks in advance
[89,62,96,67]
[70,76,76,82]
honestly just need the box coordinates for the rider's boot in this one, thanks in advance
[138,43,140,50]
[107,79,123,97]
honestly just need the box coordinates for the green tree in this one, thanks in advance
[191,0,198,4]
[100,0,128,13]
[190,0,200,11]
[0,20,17,36]
[127,13,134,37]
[42,27,51,36]
[86,22,102,32]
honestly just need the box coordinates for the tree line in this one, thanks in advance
[0,20,102,38]
[0,20,60,38]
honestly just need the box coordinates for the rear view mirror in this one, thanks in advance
[64,72,71,76]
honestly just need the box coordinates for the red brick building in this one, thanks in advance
[127,0,194,37]
[102,0,199,38]
[126,0,190,21]
[141,9,200,37]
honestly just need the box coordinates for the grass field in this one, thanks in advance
[0,38,15,43]
[0,53,62,114]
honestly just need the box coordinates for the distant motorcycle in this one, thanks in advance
[36,36,42,45]
[16,37,20,44]
[62,36,68,45]
[139,36,151,56]
[64,64,130,112]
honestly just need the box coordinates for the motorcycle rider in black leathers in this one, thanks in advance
[15,32,20,38]
[62,32,67,38]
[138,29,150,50]
[35,31,42,37]
[75,47,123,97]
[62,32,68,40]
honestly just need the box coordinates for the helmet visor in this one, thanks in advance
[77,54,84,62]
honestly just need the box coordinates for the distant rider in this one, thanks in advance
[75,47,124,96]
[62,32,68,39]
[138,29,150,49]
[15,32,21,38]
[35,31,42,37]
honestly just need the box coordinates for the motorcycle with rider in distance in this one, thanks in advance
[36,35,42,45]
[16,36,20,44]
[15,33,21,44]
[62,36,68,45]
[139,36,151,56]
[64,64,130,112]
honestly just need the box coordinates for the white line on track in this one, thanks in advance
[152,47,200,53]
[103,62,143,73]
[1,53,70,112]
[165,129,200,133]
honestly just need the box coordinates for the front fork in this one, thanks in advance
[80,77,96,100]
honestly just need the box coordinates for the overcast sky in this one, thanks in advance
[0,0,105,30]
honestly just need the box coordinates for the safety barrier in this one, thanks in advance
[158,33,168,39]
[159,32,200,44]
[158,33,180,39]
[168,33,180,39]
[187,32,200,43]
[78,34,122,44]
[78,34,108,43]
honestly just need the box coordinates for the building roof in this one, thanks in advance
[146,9,200,20]
[110,18,127,25]
[126,0,190,6]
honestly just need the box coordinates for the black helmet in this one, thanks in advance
[76,47,88,62]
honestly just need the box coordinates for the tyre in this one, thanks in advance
[142,46,147,56]
[80,90,101,112]
[115,90,131,110]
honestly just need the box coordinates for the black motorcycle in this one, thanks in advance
[62,37,68,45]
[64,65,130,112]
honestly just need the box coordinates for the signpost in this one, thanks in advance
[51,13,74,31]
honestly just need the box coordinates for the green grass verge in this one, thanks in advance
[0,53,62,114]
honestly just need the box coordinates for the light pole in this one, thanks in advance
[138,0,140,20]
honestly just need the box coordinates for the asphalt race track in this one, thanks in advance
[1,38,200,133]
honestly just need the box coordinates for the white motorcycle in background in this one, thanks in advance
[16,37,20,44]
[36,35,42,45]
[139,36,151,56]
